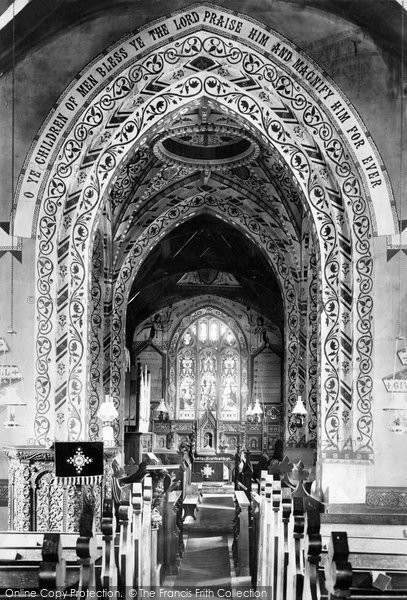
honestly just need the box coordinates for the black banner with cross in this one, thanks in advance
[54,442,104,485]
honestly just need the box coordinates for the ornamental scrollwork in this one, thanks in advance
[28,26,373,459]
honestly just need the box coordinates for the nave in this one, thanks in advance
[1,453,407,599]
[1,2,407,599]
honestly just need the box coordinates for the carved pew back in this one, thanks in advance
[163,490,183,577]
[112,469,184,591]
[0,528,102,593]
[240,457,321,600]
[320,528,407,599]
[234,453,407,600]
[101,498,117,590]
[232,490,251,584]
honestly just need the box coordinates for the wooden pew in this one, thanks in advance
[320,529,407,599]
[131,481,143,589]
[183,491,200,523]
[232,490,251,584]
[0,529,102,593]
[112,471,185,591]
[163,489,183,576]
[301,501,407,599]
[222,451,407,600]
[0,490,102,594]
[0,532,65,591]
[238,459,322,599]
[117,483,134,597]
[303,498,323,600]
[0,466,184,596]
[100,497,117,590]
[141,476,153,587]
[76,494,100,592]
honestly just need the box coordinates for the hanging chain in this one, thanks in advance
[9,0,16,337]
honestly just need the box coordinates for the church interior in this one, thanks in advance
[0,0,407,596]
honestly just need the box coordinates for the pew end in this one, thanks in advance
[183,495,200,523]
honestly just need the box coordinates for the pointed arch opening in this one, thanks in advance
[13,5,387,470]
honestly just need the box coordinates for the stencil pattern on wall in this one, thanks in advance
[20,20,375,459]
[89,230,103,441]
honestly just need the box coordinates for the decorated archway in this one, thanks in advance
[14,5,395,471]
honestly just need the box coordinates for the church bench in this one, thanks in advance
[232,490,251,583]
[302,502,407,600]
[114,474,185,589]
[0,527,102,593]
[0,532,67,592]
[320,523,407,538]
[185,482,203,502]
[182,494,200,522]
[163,490,184,576]
[100,497,117,590]
[320,524,407,572]
[320,537,407,570]
[320,530,407,599]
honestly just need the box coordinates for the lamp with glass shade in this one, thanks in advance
[0,386,26,428]
[155,398,169,422]
[292,395,307,429]
[246,403,254,422]
[252,397,263,423]
[97,394,119,446]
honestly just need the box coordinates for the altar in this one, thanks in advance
[191,456,233,482]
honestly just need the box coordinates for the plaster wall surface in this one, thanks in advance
[369,236,407,487]
[0,238,36,478]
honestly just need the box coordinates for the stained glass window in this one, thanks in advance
[178,348,196,420]
[199,321,207,342]
[199,348,217,413]
[220,349,239,420]
[177,315,241,420]
[209,321,219,342]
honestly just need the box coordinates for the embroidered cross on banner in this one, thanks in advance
[54,442,104,485]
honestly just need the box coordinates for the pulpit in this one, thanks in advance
[2,445,119,532]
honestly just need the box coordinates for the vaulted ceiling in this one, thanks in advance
[106,100,304,341]
[125,213,285,343]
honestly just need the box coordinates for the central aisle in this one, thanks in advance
[172,494,235,592]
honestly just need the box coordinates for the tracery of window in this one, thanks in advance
[177,315,240,420]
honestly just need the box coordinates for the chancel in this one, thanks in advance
[0,1,407,596]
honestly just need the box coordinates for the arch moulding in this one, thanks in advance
[13,5,389,472]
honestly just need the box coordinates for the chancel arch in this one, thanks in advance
[12,5,396,507]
